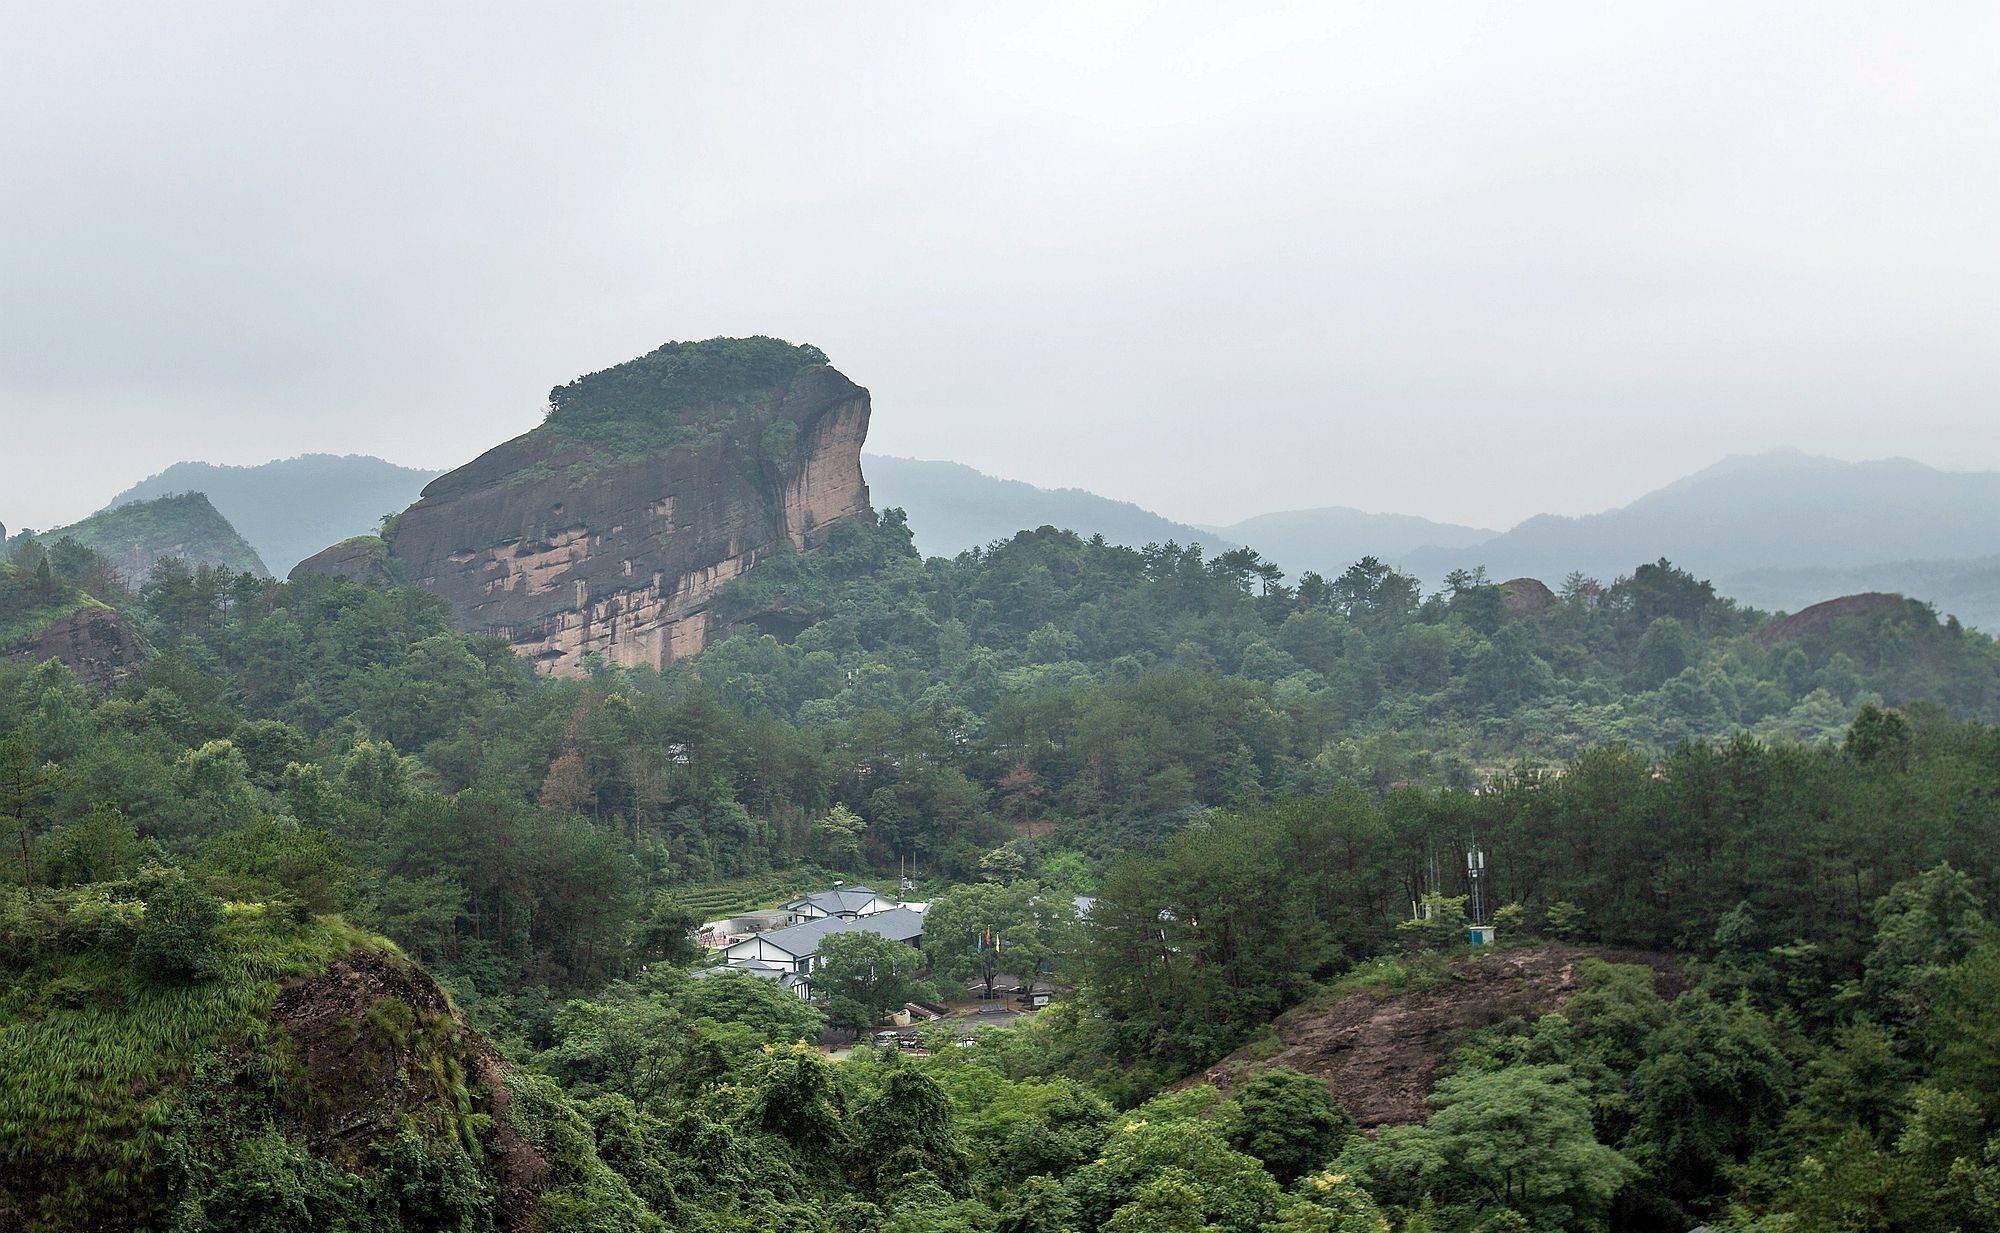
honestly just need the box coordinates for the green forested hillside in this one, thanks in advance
[4,519,2000,1231]
[19,493,267,582]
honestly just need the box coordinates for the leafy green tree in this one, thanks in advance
[203,815,350,913]
[1336,1064,1631,1231]
[1266,1171,1390,1233]
[631,891,701,968]
[810,803,867,865]
[1860,862,1991,1029]
[133,868,225,984]
[751,1042,849,1165]
[1103,1170,1209,1233]
[1623,993,1795,1224]
[39,802,139,886]
[817,931,925,1030]
[537,987,686,1107]
[1226,1067,1355,1184]
[0,731,61,892]
[854,1061,968,1191]
[997,1176,1077,1233]
[923,880,1080,1000]
[1065,1118,1281,1233]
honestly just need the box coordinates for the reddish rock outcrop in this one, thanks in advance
[272,948,551,1229]
[8,606,145,690]
[290,535,395,586]
[1496,577,1556,616]
[1192,943,1681,1127]
[296,343,872,677]
[1755,592,1912,646]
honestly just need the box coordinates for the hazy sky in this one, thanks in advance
[4,3,1996,533]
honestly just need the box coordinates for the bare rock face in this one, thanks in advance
[271,948,553,1229]
[289,535,395,586]
[9,606,145,690]
[300,339,872,676]
[1755,591,1912,646]
[1497,576,1556,616]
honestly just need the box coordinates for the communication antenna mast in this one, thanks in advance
[1466,842,1487,927]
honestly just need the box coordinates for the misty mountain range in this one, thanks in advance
[107,454,441,575]
[24,447,2000,632]
[870,450,2000,630]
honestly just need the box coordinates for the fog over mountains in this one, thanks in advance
[50,447,2000,632]
[108,454,441,574]
[866,450,2000,631]
[1399,450,2000,584]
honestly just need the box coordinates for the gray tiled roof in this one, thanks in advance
[784,885,884,916]
[749,906,925,960]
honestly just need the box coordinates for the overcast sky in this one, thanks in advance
[4,3,1996,533]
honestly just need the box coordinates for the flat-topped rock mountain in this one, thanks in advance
[294,336,872,676]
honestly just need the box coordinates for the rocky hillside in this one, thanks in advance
[0,899,653,1232]
[1193,944,1680,1127]
[108,454,441,575]
[3,605,143,690]
[26,493,268,582]
[294,337,873,677]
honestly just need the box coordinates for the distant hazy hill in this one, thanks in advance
[109,454,441,574]
[1721,556,2000,633]
[864,455,1237,558]
[1402,450,2000,592]
[1204,507,1494,580]
[40,493,268,581]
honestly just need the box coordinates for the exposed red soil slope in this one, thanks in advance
[1193,943,1681,1128]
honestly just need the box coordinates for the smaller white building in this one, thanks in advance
[781,883,901,924]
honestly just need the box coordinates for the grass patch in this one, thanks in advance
[0,891,377,1229]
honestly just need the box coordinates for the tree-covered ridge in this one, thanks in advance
[6,624,1999,1230]
[701,515,2000,791]
[539,335,835,454]
[4,506,2000,1230]
[16,492,268,582]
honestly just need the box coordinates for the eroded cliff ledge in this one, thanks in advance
[294,337,871,676]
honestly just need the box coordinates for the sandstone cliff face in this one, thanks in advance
[307,349,872,676]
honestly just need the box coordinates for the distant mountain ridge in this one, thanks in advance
[1402,451,2000,583]
[108,454,441,574]
[1392,450,2000,630]
[863,455,1237,557]
[90,444,2000,632]
[1202,506,1494,581]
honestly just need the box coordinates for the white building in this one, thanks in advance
[719,903,927,999]
[781,883,901,924]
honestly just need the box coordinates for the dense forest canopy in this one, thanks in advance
[4,515,2000,1232]
[541,335,835,453]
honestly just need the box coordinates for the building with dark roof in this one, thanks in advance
[719,903,927,998]
[781,883,901,924]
